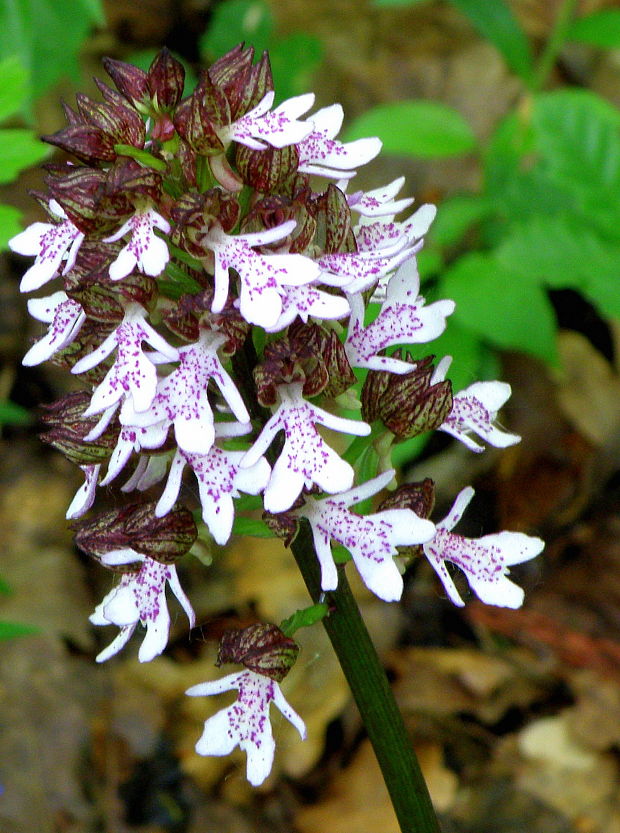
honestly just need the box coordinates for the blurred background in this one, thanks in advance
[2,0,620,831]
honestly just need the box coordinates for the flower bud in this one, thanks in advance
[362,354,453,441]
[242,194,316,253]
[217,624,300,682]
[315,183,356,254]
[208,46,273,119]
[173,75,227,156]
[162,288,249,352]
[40,391,118,465]
[235,144,299,193]
[73,501,197,565]
[102,56,150,111]
[147,47,185,112]
[378,478,435,560]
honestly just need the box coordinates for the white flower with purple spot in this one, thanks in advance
[90,551,195,662]
[71,303,179,415]
[156,444,271,544]
[346,176,415,218]
[9,199,85,292]
[186,670,306,786]
[219,91,314,150]
[204,221,320,328]
[345,258,455,373]
[22,291,86,366]
[101,421,170,486]
[66,463,101,519]
[296,103,382,179]
[318,223,416,295]
[424,487,544,608]
[295,470,436,601]
[120,329,249,455]
[265,281,350,333]
[104,207,171,280]
[241,382,370,513]
[432,357,521,452]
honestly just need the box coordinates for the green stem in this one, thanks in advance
[532,0,579,91]
[235,337,441,832]
[291,523,442,833]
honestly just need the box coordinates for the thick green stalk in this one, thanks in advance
[290,523,441,833]
[234,338,441,832]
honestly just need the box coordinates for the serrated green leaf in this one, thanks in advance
[532,89,620,191]
[343,101,477,158]
[0,55,29,121]
[0,576,12,595]
[280,602,329,637]
[200,0,273,60]
[497,214,620,320]
[0,128,49,182]
[448,0,534,82]
[438,252,558,363]
[0,203,23,250]
[567,10,620,49]
[0,620,39,639]
[231,517,275,538]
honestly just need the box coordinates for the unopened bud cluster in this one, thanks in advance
[10,46,543,785]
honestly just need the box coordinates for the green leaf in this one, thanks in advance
[0,399,33,426]
[280,602,329,637]
[0,55,29,121]
[532,89,620,191]
[566,10,620,49]
[0,203,23,250]
[431,194,492,247]
[268,33,323,103]
[496,214,620,320]
[200,0,273,60]
[0,128,49,182]
[114,144,168,173]
[231,494,264,512]
[343,101,477,158]
[0,620,39,639]
[0,0,104,99]
[0,576,12,595]
[438,252,558,363]
[231,517,275,538]
[448,0,534,82]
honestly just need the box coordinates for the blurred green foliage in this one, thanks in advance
[199,0,323,104]
[0,0,104,103]
[344,0,620,387]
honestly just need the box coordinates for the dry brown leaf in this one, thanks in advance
[567,670,620,752]
[295,737,455,833]
[511,713,620,832]
[554,330,620,448]
[392,646,546,725]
